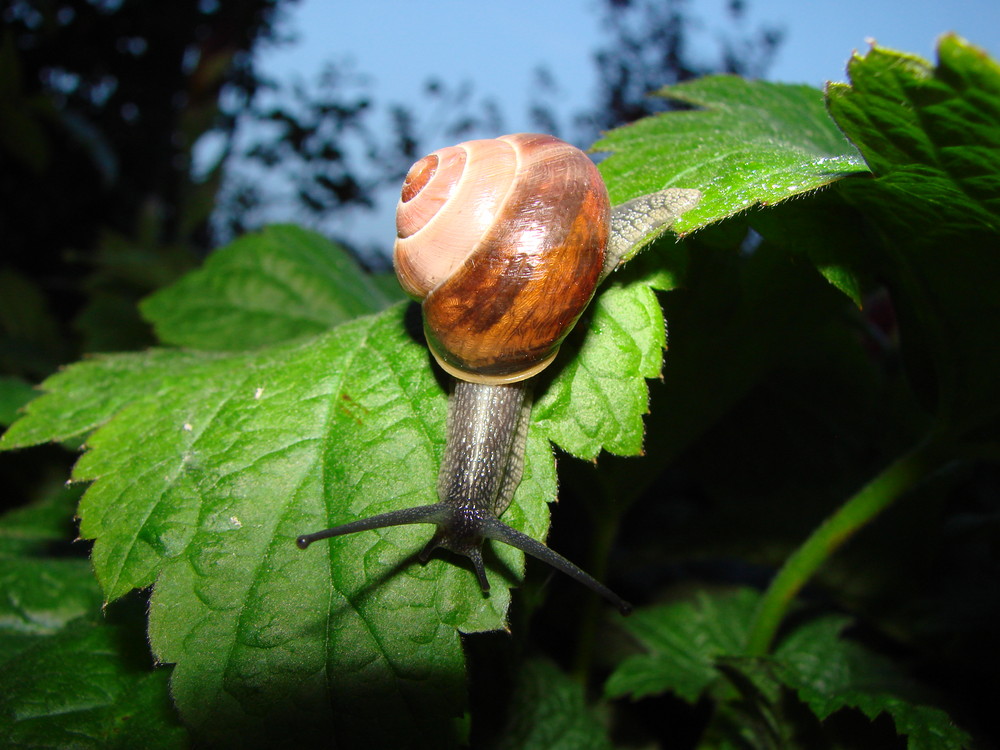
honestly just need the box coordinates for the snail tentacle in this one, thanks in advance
[295,504,452,550]
[479,516,632,615]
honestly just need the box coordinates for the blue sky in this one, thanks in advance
[260,0,1000,123]
[250,0,1000,249]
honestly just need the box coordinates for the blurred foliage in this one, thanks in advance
[0,0,293,364]
[584,0,783,134]
[530,0,783,142]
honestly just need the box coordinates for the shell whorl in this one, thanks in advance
[394,133,610,384]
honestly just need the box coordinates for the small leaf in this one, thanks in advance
[605,589,758,703]
[140,224,391,351]
[0,615,185,749]
[0,303,554,745]
[595,77,869,233]
[0,557,103,664]
[537,279,667,459]
[492,659,613,750]
[775,616,972,750]
[606,589,970,749]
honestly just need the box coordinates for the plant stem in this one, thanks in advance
[745,435,951,656]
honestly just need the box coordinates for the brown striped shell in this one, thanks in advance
[394,133,610,384]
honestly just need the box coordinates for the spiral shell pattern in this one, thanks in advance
[394,133,609,384]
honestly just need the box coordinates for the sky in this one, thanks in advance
[249,0,1000,250]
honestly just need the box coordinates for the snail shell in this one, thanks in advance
[393,133,610,384]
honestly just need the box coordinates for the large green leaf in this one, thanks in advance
[826,36,1000,434]
[595,76,869,233]
[0,218,679,743]
[3,309,499,746]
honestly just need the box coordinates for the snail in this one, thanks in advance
[297,133,700,615]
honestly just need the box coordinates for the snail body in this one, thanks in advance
[297,134,700,615]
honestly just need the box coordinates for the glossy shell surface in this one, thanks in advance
[394,133,609,383]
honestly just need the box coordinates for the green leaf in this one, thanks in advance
[607,589,970,749]
[594,77,869,234]
[827,36,1000,433]
[0,258,668,744]
[0,614,185,749]
[140,224,392,351]
[0,557,103,664]
[492,659,613,750]
[1,302,561,745]
[826,35,1000,192]
[536,274,667,459]
[1,347,218,448]
[605,588,758,703]
[775,616,972,750]
[0,536,182,746]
